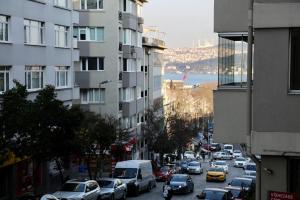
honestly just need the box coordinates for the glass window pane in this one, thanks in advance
[5,72,9,91]
[99,58,104,70]
[0,73,4,92]
[27,72,31,89]
[81,58,86,70]
[32,72,40,89]
[88,58,97,70]
[60,71,66,86]
[56,71,60,86]
[96,28,104,41]
[81,0,85,9]
[80,29,86,40]
[98,0,103,9]
[88,90,93,101]
[82,90,87,101]
[90,28,95,40]
[87,0,97,9]
[94,89,100,102]
[290,28,300,90]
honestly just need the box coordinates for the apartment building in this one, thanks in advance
[0,0,79,199]
[73,0,151,160]
[214,0,300,198]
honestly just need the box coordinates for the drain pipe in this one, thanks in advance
[246,0,261,200]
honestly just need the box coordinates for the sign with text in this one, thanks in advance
[269,191,298,200]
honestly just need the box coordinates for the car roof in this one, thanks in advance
[233,177,253,181]
[224,186,242,190]
[204,188,228,192]
[215,160,226,163]
[98,178,118,182]
[67,179,96,184]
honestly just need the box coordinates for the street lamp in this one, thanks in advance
[98,80,113,114]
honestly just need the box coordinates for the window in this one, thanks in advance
[25,66,44,90]
[55,25,69,47]
[80,0,103,10]
[55,66,69,87]
[122,116,136,129]
[74,27,104,42]
[290,28,300,91]
[136,59,142,71]
[24,19,45,45]
[81,88,105,103]
[81,57,104,71]
[122,87,134,102]
[123,58,136,72]
[0,66,9,93]
[0,15,9,42]
[123,0,132,13]
[137,4,142,17]
[123,29,132,45]
[136,87,141,99]
[54,0,69,8]
[145,90,147,96]
[137,32,142,47]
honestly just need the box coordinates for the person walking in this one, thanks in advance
[163,181,173,200]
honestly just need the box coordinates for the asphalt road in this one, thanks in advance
[127,159,244,200]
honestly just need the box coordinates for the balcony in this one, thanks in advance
[122,13,138,30]
[138,17,144,24]
[213,33,250,144]
[214,0,248,33]
[142,37,166,49]
[122,72,144,88]
[122,98,144,117]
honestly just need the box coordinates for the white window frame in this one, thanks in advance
[0,15,9,42]
[25,66,44,90]
[0,66,10,93]
[24,19,45,45]
[81,57,104,71]
[81,88,105,104]
[80,0,104,10]
[55,25,69,48]
[54,0,69,8]
[55,66,69,88]
[123,58,136,72]
[75,27,104,42]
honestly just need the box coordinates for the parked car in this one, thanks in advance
[242,175,256,184]
[187,161,203,174]
[244,163,256,174]
[211,143,222,151]
[206,167,226,182]
[113,160,156,196]
[97,178,127,200]
[244,170,256,177]
[224,186,246,200]
[196,188,233,200]
[168,174,194,194]
[234,157,247,168]
[52,179,101,200]
[180,160,189,173]
[40,194,59,200]
[155,166,173,182]
[223,144,234,154]
[184,151,195,159]
[233,150,243,158]
[212,160,229,173]
[228,177,254,191]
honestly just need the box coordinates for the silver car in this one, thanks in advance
[98,178,127,200]
[187,161,203,174]
[53,179,101,200]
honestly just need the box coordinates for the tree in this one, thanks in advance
[142,104,164,158]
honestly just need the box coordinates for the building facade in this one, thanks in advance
[73,0,165,160]
[214,0,300,198]
[0,0,79,199]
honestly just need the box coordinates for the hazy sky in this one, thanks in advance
[143,0,217,48]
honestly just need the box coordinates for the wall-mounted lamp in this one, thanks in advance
[263,168,273,175]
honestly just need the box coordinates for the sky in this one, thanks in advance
[143,0,217,49]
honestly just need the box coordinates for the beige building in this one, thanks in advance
[214,0,300,198]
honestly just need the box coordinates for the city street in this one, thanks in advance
[128,160,244,200]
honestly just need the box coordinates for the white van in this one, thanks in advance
[113,160,156,196]
[224,144,234,154]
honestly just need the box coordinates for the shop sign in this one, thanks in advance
[269,191,298,200]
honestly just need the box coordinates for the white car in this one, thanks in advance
[187,161,203,174]
[212,152,222,159]
[220,151,234,160]
[234,157,247,168]
[184,151,195,159]
[53,180,101,200]
[233,150,243,158]
[212,160,229,173]
[244,162,256,174]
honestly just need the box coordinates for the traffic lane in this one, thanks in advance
[127,160,244,200]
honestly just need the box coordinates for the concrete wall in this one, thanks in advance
[214,0,248,33]
[260,156,288,200]
[213,89,247,144]
[254,1,300,28]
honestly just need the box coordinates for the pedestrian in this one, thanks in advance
[162,180,173,200]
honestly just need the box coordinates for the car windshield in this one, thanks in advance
[224,146,232,149]
[171,175,187,182]
[245,164,256,171]
[215,161,226,165]
[234,150,241,153]
[229,189,241,197]
[231,179,252,187]
[208,168,224,172]
[236,158,246,161]
[188,162,200,167]
[60,183,85,192]
[114,168,137,179]
[98,180,114,188]
[185,151,193,154]
[203,191,226,200]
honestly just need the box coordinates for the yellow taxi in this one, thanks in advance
[206,167,226,182]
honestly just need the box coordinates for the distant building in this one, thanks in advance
[214,0,300,198]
